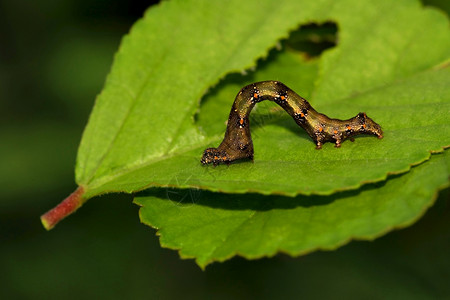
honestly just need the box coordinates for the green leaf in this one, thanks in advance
[44,0,450,229]
[134,150,450,268]
[75,0,332,198]
[75,0,449,199]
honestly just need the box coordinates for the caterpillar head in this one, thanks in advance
[357,112,383,139]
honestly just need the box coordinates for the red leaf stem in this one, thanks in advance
[41,186,86,230]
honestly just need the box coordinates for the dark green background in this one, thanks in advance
[1,0,449,298]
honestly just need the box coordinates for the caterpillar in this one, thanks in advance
[201,81,383,166]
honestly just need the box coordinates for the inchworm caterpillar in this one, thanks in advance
[201,81,383,165]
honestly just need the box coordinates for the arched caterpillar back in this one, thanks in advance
[201,81,383,166]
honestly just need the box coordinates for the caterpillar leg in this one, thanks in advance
[201,148,229,166]
[314,132,326,150]
[201,146,253,166]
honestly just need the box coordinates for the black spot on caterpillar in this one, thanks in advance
[201,81,383,166]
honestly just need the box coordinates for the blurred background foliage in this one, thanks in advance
[1,0,449,298]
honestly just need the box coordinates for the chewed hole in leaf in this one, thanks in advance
[287,22,338,58]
